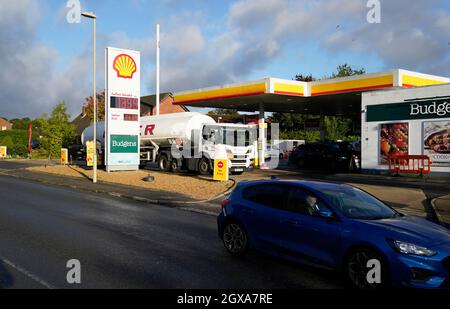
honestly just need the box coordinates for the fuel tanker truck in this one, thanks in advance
[81,112,256,175]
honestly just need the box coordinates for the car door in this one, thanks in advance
[239,184,288,252]
[278,186,343,267]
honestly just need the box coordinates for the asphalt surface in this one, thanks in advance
[0,174,345,289]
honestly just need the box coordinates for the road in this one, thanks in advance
[0,174,345,289]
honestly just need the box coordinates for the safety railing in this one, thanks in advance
[388,155,432,176]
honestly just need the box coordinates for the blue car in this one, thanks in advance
[217,180,450,288]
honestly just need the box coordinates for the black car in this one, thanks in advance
[288,142,360,172]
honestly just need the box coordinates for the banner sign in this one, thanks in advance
[304,118,321,131]
[28,123,33,154]
[367,97,450,122]
[105,47,140,172]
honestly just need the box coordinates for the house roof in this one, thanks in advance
[141,93,189,112]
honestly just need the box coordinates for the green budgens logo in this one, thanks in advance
[110,135,138,153]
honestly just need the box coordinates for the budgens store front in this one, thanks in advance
[362,84,450,176]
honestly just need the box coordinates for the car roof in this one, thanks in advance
[237,179,354,192]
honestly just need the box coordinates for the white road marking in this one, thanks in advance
[0,256,55,289]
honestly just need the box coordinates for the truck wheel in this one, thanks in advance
[198,157,211,175]
[170,159,181,173]
[158,155,170,172]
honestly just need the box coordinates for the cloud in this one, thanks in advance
[0,0,91,120]
[1,0,449,120]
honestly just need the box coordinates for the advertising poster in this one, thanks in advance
[105,47,140,172]
[380,123,409,164]
[61,148,69,165]
[86,141,94,167]
[0,146,6,158]
[423,121,450,166]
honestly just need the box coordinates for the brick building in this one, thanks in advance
[0,118,12,131]
[141,93,188,116]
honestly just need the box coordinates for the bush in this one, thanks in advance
[0,130,30,157]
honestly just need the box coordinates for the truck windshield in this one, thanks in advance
[202,125,255,147]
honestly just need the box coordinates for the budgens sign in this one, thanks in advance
[110,135,139,153]
[367,97,450,122]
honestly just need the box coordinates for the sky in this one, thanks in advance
[0,0,450,120]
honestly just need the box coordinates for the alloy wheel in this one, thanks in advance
[223,223,247,255]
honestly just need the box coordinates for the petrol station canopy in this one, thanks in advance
[173,69,450,116]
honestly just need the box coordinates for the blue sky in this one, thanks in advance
[1,0,450,119]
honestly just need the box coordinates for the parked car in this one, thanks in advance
[288,141,360,172]
[217,180,450,288]
[274,140,305,159]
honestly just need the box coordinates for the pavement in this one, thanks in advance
[432,196,450,229]
[1,159,449,227]
[0,174,345,289]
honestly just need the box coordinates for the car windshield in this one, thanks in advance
[203,125,255,147]
[323,186,398,220]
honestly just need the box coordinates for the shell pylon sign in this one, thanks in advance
[105,47,141,172]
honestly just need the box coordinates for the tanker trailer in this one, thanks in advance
[82,112,256,175]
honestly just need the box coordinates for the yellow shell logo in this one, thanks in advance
[113,54,137,79]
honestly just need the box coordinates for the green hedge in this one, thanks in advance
[0,130,34,157]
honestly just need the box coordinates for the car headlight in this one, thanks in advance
[390,240,436,257]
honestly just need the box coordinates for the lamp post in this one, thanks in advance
[82,11,97,183]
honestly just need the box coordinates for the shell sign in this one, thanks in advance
[113,54,137,79]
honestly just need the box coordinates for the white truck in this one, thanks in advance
[81,112,256,175]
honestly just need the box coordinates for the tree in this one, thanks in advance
[294,74,316,82]
[331,64,365,78]
[9,118,31,130]
[207,108,239,116]
[83,91,105,121]
[272,64,365,142]
[324,117,352,141]
[36,102,76,158]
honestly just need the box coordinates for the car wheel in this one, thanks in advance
[223,222,248,256]
[346,248,387,289]
[170,159,181,173]
[198,157,211,175]
[158,155,170,172]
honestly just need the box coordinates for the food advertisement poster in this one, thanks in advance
[380,123,409,164]
[423,121,450,166]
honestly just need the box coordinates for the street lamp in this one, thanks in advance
[82,11,97,183]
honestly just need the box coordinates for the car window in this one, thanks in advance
[243,184,288,209]
[286,187,332,217]
[323,187,396,220]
